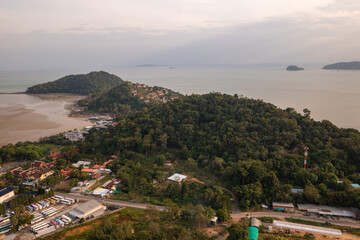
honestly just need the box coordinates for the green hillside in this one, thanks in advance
[80,93,360,210]
[79,82,183,113]
[26,71,124,95]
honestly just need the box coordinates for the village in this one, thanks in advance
[130,83,179,104]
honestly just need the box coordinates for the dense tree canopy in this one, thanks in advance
[26,71,124,95]
[79,93,360,209]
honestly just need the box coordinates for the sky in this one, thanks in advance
[0,0,359,69]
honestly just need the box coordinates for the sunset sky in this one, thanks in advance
[1,0,359,69]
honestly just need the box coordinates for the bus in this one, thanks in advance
[64,198,75,204]
[60,199,72,205]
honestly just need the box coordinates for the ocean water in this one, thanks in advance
[1,65,360,129]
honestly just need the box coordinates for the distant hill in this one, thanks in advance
[286,65,304,71]
[79,82,183,113]
[323,61,360,70]
[26,71,124,95]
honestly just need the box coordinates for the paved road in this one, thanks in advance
[57,192,360,229]
[58,192,165,211]
[232,211,360,228]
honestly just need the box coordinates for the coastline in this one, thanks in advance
[0,93,89,146]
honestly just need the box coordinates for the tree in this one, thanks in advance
[163,199,179,220]
[227,223,249,240]
[303,185,320,203]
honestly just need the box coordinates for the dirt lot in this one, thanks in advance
[55,180,73,191]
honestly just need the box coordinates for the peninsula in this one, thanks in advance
[323,61,360,70]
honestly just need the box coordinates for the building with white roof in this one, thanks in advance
[274,220,341,236]
[68,200,106,219]
[297,204,360,218]
[167,173,187,183]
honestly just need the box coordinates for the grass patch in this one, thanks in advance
[54,179,73,192]
[39,208,146,240]
[285,218,360,237]
[257,217,279,223]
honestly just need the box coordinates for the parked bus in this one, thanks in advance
[64,198,75,204]
[31,222,49,232]
[55,195,64,200]
[60,199,72,205]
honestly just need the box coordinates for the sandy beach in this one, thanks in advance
[0,93,89,146]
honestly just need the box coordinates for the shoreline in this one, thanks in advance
[0,93,91,146]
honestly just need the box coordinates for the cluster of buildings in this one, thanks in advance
[65,116,117,142]
[76,159,113,176]
[10,161,55,188]
[271,202,360,219]
[92,178,122,197]
[130,84,177,103]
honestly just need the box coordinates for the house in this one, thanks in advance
[92,188,110,197]
[31,168,54,181]
[60,168,73,177]
[102,179,122,190]
[164,160,172,167]
[0,187,15,203]
[10,167,23,176]
[72,161,92,168]
[50,151,61,159]
[68,200,106,219]
[65,130,87,141]
[32,161,45,168]
[81,168,96,174]
[291,188,304,194]
[92,173,102,179]
[167,173,187,183]
[272,202,295,211]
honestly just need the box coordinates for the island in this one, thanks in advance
[323,61,360,70]
[286,65,304,71]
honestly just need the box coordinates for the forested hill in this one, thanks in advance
[26,71,124,95]
[79,82,183,113]
[80,93,360,209]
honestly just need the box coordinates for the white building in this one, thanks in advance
[273,220,341,236]
[68,200,106,219]
[0,187,15,203]
[72,161,92,168]
[167,173,187,183]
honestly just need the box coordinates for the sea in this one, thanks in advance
[0,65,360,142]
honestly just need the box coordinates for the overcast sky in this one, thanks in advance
[0,0,359,69]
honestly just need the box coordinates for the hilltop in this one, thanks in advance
[26,71,124,95]
[323,61,360,70]
[78,82,183,113]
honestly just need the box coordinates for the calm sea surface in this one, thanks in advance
[1,65,360,129]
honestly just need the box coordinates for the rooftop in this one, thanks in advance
[0,187,14,197]
[167,173,187,183]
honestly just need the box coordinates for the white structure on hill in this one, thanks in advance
[167,173,187,183]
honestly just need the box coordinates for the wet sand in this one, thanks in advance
[0,93,89,146]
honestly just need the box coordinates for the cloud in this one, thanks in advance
[0,0,359,69]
